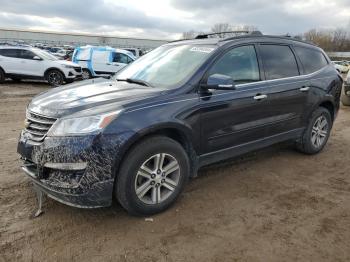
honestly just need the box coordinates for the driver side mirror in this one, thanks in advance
[201,74,235,90]
[33,56,42,60]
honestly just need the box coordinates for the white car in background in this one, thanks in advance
[0,46,82,86]
[72,46,136,79]
[123,48,143,58]
[332,61,349,73]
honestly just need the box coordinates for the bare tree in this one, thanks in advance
[304,28,350,51]
[182,30,197,40]
[181,23,258,40]
[210,23,258,38]
[211,23,232,38]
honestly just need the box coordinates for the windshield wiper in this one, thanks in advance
[117,78,152,87]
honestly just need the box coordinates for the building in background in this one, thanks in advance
[0,28,168,50]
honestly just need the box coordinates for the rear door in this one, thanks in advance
[0,49,22,74]
[256,44,310,136]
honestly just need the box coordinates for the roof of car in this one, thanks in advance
[0,45,34,49]
[75,45,136,58]
[168,34,318,49]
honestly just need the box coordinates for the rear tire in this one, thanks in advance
[46,69,64,86]
[296,107,332,154]
[82,69,92,80]
[341,87,350,106]
[0,68,4,83]
[116,136,190,216]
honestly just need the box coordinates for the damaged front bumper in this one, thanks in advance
[17,132,127,208]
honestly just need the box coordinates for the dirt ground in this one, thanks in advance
[0,80,349,262]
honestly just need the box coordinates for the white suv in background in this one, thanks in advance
[0,46,82,86]
[332,61,349,73]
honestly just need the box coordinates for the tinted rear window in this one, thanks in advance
[294,47,328,74]
[0,49,19,58]
[259,45,299,80]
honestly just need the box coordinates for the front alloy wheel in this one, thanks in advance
[47,70,64,86]
[81,69,91,80]
[135,153,180,205]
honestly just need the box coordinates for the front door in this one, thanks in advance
[200,45,271,154]
[16,49,47,76]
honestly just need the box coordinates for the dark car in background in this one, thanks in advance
[17,33,342,216]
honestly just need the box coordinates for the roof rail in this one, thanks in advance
[195,30,262,39]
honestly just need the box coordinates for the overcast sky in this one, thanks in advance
[0,0,349,39]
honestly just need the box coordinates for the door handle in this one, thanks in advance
[300,86,310,92]
[253,94,267,100]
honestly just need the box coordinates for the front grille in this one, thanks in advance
[73,67,82,73]
[25,111,56,142]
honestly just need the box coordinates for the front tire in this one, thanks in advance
[46,70,64,86]
[296,107,332,154]
[116,136,190,216]
[82,69,92,80]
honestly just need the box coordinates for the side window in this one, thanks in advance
[127,56,133,64]
[294,46,328,74]
[113,53,129,64]
[17,50,37,60]
[208,45,260,84]
[0,49,19,58]
[259,45,299,80]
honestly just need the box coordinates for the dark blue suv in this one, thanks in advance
[17,33,342,216]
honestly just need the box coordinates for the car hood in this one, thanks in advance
[56,60,80,67]
[28,78,166,118]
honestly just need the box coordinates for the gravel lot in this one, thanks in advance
[0,80,350,262]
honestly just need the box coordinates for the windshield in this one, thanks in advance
[33,49,58,61]
[116,44,216,88]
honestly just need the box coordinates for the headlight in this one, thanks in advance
[47,110,122,136]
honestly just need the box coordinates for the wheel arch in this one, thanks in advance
[318,99,335,122]
[44,67,66,79]
[113,123,199,186]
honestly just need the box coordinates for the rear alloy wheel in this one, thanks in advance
[116,136,190,216]
[296,107,332,154]
[310,115,329,149]
[46,70,64,86]
[82,69,92,80]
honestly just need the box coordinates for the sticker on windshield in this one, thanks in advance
[190,47,215,53]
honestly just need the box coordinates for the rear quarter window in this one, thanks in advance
[294,46,328,74]
[0,49,19,58]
